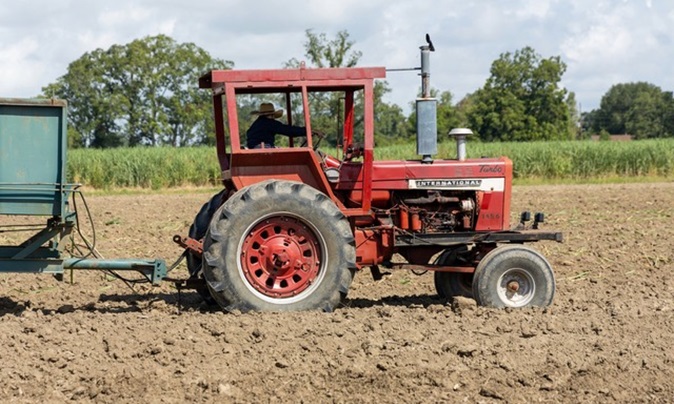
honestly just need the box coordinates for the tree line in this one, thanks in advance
[41,31,674,148]
[42,35,232,148]
[581,82,674,139]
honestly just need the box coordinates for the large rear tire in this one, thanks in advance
[472,245,555,308]
[202,180,356,312]
[187,189,227,304]
[433,246,473,299]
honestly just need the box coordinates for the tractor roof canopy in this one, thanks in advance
[199,65,386,167]
[199,66,386,93]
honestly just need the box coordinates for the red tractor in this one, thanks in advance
[178,37,562,312]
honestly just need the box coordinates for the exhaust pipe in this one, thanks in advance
[417,34,436,164]
[448,128,473,161]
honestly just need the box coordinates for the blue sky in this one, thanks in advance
[1,0,671,113]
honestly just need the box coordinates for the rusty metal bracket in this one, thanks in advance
[173,235,203,255]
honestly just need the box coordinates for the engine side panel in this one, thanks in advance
[336,157,513,231]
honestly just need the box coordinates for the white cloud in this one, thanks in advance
[76,31,120,53]
[98,5,152,27]
[557,0,674,108]
[0,38,42,97]
[508,0,554,19]
[2,0,674,111]
[157,19,177,36]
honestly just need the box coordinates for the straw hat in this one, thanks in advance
[251,102,283,118]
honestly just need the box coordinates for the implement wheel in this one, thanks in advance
[187,189,227,304]
[433,246,473,299]
[203,180,356,312]
[472,245,555,308]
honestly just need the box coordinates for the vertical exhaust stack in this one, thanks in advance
[448,128,473,161]
[416,34,437,164]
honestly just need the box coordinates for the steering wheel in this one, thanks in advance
[299,130,325,150]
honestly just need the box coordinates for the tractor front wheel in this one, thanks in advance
[471,245,555,308]
[202,180,356,312]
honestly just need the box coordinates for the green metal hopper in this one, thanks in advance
[0,98,166,283]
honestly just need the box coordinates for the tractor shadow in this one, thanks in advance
[343,294,450,310]
[0,291,215,317]
[95,290,217,313]
[0,296,31,317]
[1,292,456,317]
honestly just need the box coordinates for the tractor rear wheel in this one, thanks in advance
[202,180,356,312]
[433,246,473,299]
[471,245,555,308]
[186,189,227,304]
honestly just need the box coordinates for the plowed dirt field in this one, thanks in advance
[1,182,673,403]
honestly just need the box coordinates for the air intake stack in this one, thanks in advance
[448,128,473,161]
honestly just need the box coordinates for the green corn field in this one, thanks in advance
[67,147,221,189]
[67,139,674,189]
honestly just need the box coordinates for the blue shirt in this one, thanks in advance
[246,116,306,148]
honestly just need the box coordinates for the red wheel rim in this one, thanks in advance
[240,215,323,299]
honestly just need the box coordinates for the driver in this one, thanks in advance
[246,102,307,149]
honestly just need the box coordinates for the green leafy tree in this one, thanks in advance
[300,30,362,68]
[285,30,361,146]
[373,81,408,144]
[454,92,476,129]
[466,47,573,141]
[664,92,674,137]
[565,91,581,139]
[42,48,122,148]
[591,82,674,139]
[42,35,231,148]
[285,29,406,146]
[437,91,462,137]
[579,109,598,139]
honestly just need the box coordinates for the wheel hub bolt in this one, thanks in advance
[273,252,290,268]
[507,281,520,292]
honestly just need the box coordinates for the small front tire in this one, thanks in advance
[472,245,555,308]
